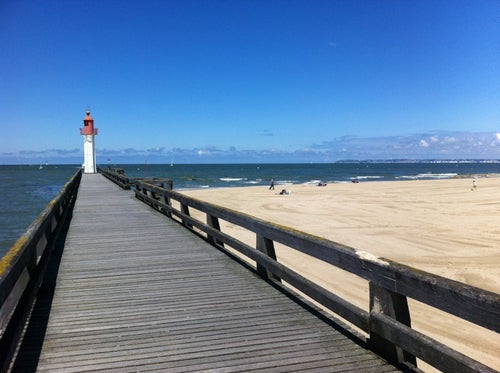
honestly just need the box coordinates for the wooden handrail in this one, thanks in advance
[134,179,499,373]
[0,169,82,372]
[99,167,174,192]
[99,167,131,189]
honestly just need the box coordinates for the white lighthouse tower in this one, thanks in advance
[80,110,98,173]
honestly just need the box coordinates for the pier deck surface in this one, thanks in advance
[14,174,402,372]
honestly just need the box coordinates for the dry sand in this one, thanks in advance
[182,177,500,371]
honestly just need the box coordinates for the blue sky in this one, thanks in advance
[1,0,499,164]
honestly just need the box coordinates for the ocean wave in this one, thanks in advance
[396,173,458,180]
[353,175,384,180]
[219,177,246,182]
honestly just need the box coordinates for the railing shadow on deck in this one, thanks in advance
[132,178,499,373]
[0,169,82,372]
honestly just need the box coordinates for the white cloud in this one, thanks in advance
[3,131,500,164]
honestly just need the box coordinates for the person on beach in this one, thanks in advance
[269,179,275,190]
[472,179,477,190]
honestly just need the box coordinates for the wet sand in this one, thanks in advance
[182,177,500,371]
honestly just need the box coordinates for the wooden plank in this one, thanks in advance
[13,174,402,372]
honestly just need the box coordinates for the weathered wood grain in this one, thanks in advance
[13,174,401,372]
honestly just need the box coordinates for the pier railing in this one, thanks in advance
[134,179,499,373]
[99,167,131,189]
[0,169,82,372]
[99,167,174,191]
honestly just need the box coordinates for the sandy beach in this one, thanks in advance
[182,177,500,371]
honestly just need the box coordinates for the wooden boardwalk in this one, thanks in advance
[13,174,403,372]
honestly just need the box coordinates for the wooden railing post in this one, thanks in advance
[141,186,150,205]
[162,180,173,190]
[369,281,416,366]
[156,182,172,217]
[160,194,172,217]
[180,203,192,228]
[256,235,281,282]
[134,183,141,201]
[206,214,223,247]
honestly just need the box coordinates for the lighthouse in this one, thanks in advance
[80,110,98,173]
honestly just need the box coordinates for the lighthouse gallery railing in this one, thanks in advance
[0,169,82,371]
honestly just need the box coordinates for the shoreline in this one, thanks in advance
[182,176,500,371]
[174,172,500,191]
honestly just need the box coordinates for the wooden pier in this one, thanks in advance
[5,174,400,372]
[1,170,498,372]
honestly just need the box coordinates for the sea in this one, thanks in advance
[1,161,499,258]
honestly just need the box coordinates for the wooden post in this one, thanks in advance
[206,214,223,247]
[369,282,416,366]
[180,203,192,228]
[163,180,173,190]
[160,182,172,217]
[256,235,280,282]
[134,184,141,201]
[160,194,171,217]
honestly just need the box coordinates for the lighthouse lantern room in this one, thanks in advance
[80,110,98,173]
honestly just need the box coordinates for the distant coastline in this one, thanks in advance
[1,158,500,166]
[335,159,500,164]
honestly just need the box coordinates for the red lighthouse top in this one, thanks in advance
[80,110,98,136]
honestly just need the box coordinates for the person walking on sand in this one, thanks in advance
[269,178,275,190]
